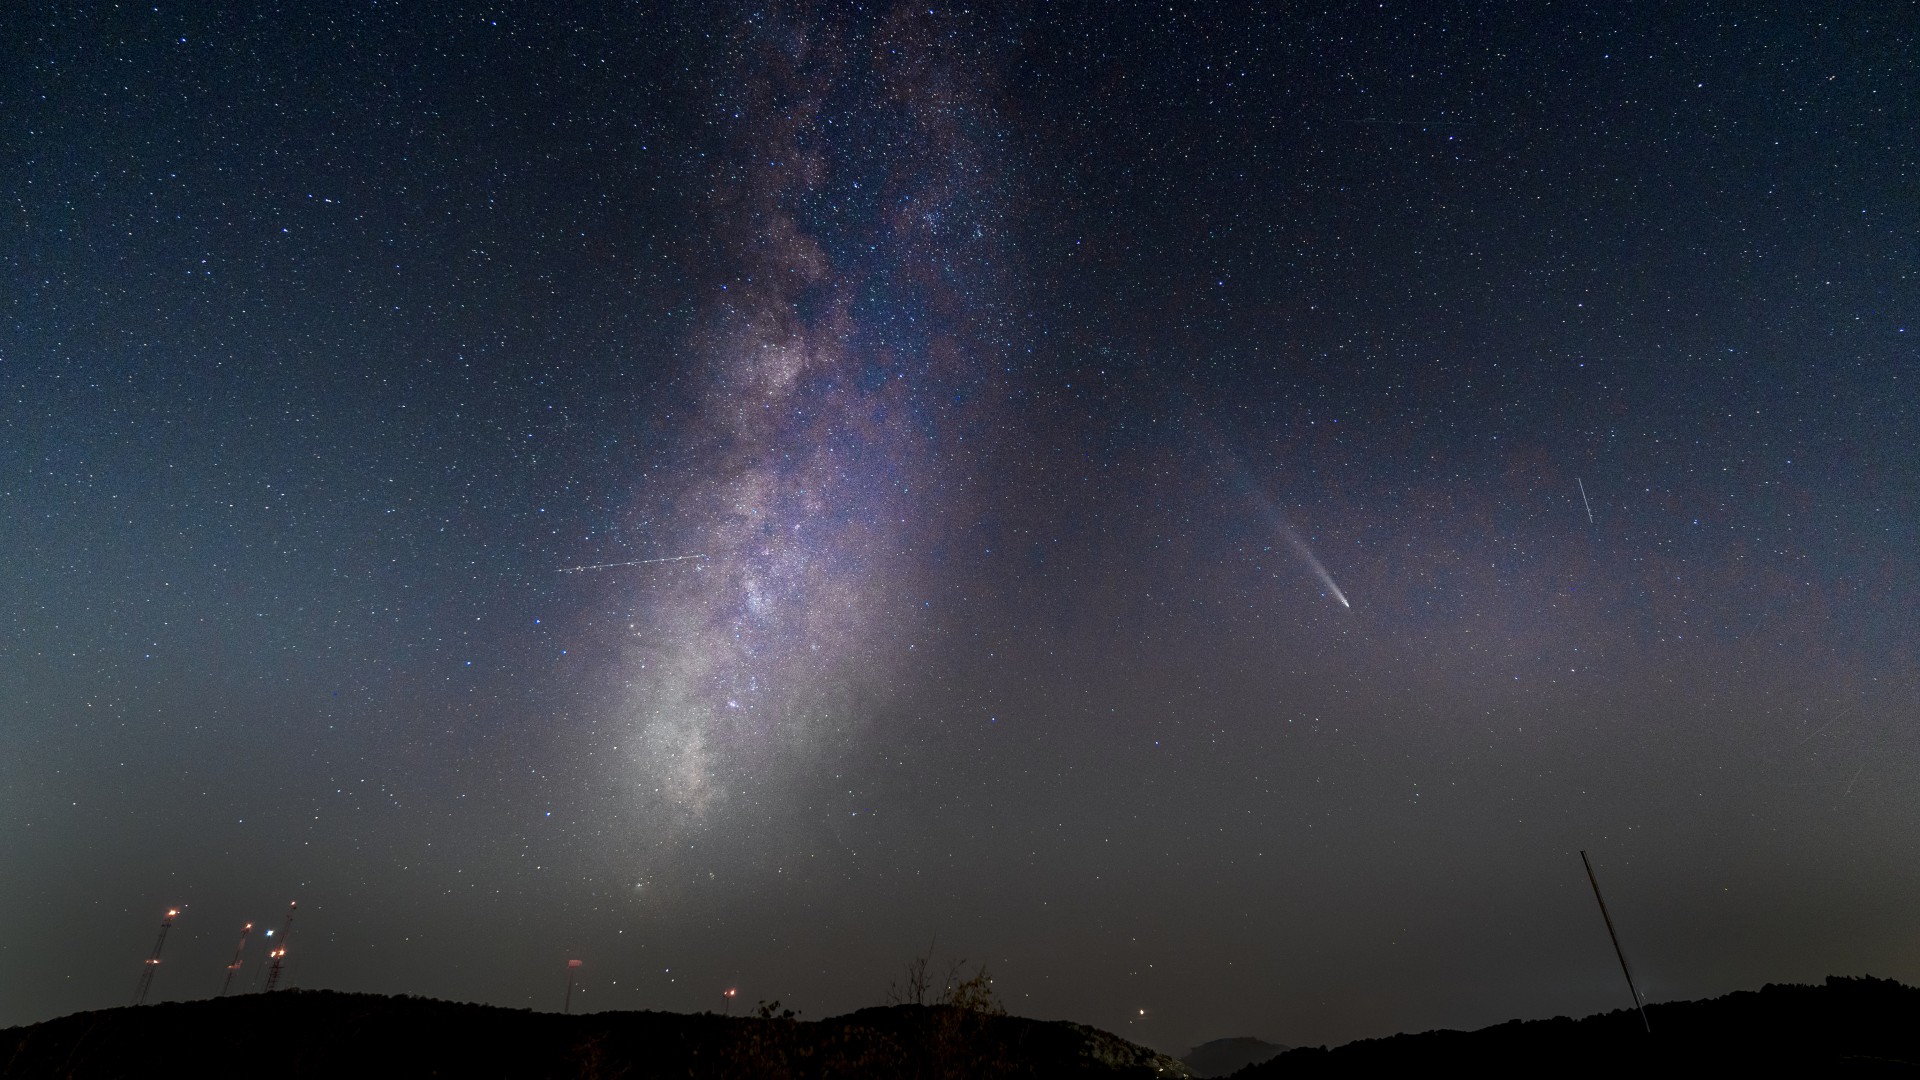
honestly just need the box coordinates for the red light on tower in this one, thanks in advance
[564,960,583,1014]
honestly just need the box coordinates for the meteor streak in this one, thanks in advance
[557,554,708,573]
[1577,478,1594,523]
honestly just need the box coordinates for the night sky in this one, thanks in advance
[4,1,1916,1054]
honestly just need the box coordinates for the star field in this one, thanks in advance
[3,1,1915,1053]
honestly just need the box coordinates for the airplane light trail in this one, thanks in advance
[557,554,708,573]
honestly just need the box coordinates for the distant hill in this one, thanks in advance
[10,977,1916,1078]
[1182,1036,1288,1076]
[1238,976,1920,1078]
[0,990,1192,1078]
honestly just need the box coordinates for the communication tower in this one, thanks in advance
[219,922,254,997]
[133,908,180,1005]
[261,901,297,992]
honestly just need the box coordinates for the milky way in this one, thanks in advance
[610,6,1014,832]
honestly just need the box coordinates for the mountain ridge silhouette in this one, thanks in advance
[1234,975,1918,1078]
[6,975,1915,1078]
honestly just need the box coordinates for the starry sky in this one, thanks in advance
[3,0,1916,1053]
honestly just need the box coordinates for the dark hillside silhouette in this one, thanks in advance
[7,977,1916,1078]
[1,990,1188,1079]
[1238,976,1920,1078]
[1181,1036,1288,1076]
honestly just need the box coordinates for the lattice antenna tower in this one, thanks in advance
[219,922,254,997]
[261,901,297,993]
[133,908,180,1006]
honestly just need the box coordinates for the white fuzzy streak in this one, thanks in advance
[1284,527,1350,608]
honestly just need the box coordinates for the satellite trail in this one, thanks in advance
[557,554,707,573]
[1578,478,1594,523]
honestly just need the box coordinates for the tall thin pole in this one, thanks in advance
[134,908,180,1005]
[1581,850,1651,1032]
[564,960,582,1014]
[219,922,254,997]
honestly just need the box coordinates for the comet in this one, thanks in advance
[557,554,708,573]
[1284,526,1350,608]
[1190,418,1351,609]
